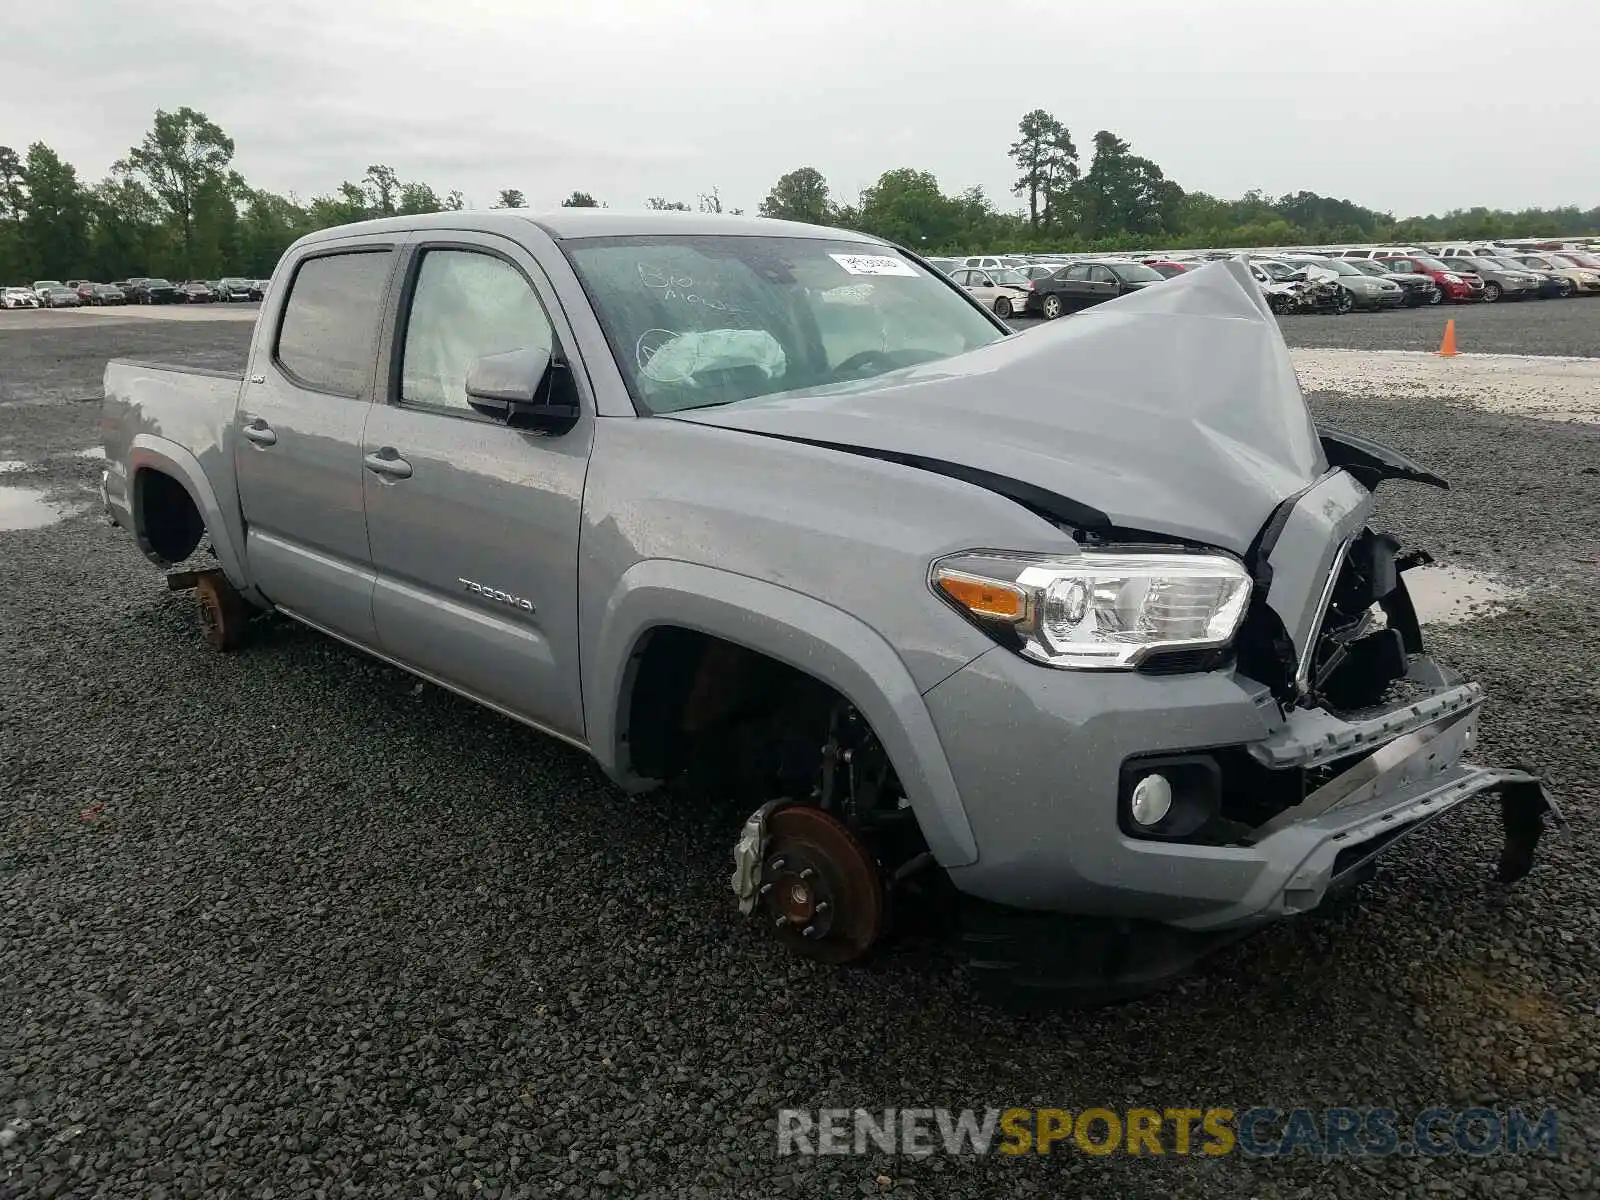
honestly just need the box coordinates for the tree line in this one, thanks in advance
[3,106,1596,283]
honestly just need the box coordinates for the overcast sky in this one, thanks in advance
[6,0,1596,218]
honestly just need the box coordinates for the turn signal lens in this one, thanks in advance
[935,571,1027,621]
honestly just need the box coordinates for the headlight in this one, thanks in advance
[930,551,1252,670]
[1443,273,1463,283]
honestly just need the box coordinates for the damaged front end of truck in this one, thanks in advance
[708,257,1560,1006]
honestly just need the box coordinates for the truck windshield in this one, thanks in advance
[563,234,1005,414]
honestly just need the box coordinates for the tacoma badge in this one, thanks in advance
[458,577,535,613]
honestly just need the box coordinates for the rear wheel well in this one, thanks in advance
[135,469,205,565]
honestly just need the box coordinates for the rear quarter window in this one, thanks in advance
[275,250,393,395]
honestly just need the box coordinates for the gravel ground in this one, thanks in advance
[3,317,1598,1198]
[1009,294,1600,358]
[1275,298,1600,357]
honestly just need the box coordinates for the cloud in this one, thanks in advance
[3,0,1596,216]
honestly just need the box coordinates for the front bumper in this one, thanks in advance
[927,642,1557,922]
[923,466,1555,946]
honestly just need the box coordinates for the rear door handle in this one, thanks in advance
[241,418,277,447]
[364,449,413,480]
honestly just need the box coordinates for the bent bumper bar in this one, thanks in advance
[963,743,1561,1008]
[1176,700,1562,931]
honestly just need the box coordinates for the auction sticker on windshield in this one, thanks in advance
[829,253,919,277]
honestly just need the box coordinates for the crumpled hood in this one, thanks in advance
[666,260,1327,555]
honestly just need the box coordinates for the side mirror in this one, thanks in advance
[465,346,577,429]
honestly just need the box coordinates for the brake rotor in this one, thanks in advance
[758,805,885,964]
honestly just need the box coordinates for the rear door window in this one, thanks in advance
[275,250,393,396]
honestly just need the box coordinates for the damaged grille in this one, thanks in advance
[1304,531,1422,713]
[1237,529,1426,712]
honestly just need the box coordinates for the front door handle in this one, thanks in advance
[241,418,277,447]
[364,449,413,480]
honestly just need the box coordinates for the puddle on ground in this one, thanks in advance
[1406,566,1520,626]
[0,484,76,530]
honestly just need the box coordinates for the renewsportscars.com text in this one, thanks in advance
[776,1106,1558,1158]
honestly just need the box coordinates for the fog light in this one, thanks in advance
[1129,773,1173,826]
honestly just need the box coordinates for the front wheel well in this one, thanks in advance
[135,468,205,565]
[622,627,841,796]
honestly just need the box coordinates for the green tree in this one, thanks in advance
[237,188,309,275]
[855,168,964,249]
[0,145,26,280]
[398,181,442,215]
[309,181,372,228]
[86,176,164,279]
[560,190,600,208]
[493,188,527,209]
[645,196,691,211]
[698,187,724,213]
[1074,131,1183,239]
[21,143,90,277]
[443,190,466,211]
[189,170,246,277]
[363,164,401,216]
[116,107,235,274]
[759,166,833,224]
[1008,109,1079,232]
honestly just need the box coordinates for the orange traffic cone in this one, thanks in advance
[1437,319,1458,357]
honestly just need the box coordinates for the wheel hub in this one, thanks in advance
[756,806,884,963]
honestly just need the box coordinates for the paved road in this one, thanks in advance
[2,315,1597,1199]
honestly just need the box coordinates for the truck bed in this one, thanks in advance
[100,357,245,547]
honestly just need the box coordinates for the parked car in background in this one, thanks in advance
[1025,258,1165,319]
[1242,258,1313,313]
[249,279,269,300]
[925,258,960,277]
[1510,253,1600,295]
[31,279,65,300]
[1545,248,1600,273]
[1283,255,1404,311]
[2,286,42,309]
[1484,256,1571,298]
[41,286,83,308]
[960,255,1010,270]
[1143,259,1201,278]
[1016,264,1062,281]
[177,281,217,303]
[949,266,1033,318]
[84,282,128,306]
[1377,254,1482,304]
[1439,256,1539,303]
[126,278,179,304]
[1347,259,1437,307]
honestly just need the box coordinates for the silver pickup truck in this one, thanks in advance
[99,211,1558,1005]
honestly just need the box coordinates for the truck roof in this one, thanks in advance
[295,209,882,247]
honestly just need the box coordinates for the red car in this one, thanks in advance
[1142,259,1201,278]
[1377,254,1483,304]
